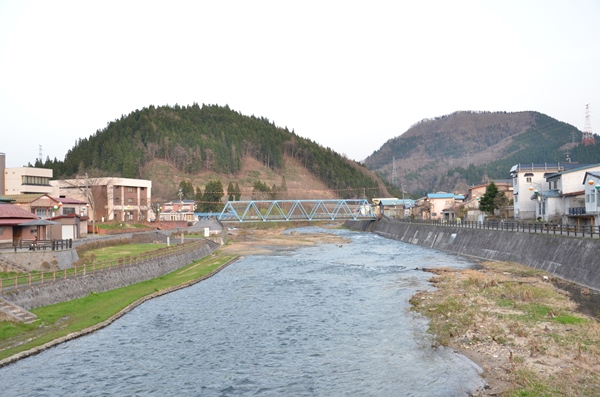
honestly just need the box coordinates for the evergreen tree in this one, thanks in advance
[201,180,224,212]
[234,183,242,201]
[195,186,203,202]
[227,181,234,201]
[178,180,195,199]
[478,181,500,215]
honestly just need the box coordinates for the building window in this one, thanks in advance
[526,177,532,183]
[115,197,120,204]
[127,187,133,193]
[63,207,76,215]
[514,195,518,203]
[21,175,50,185]
[127,198,133,204]
[0,227,3,235]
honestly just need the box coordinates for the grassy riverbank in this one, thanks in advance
[410,261,600,396]
[0,251,236,362]
[0,226,347,365]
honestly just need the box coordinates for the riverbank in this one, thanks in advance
[0,227,347,366]
[410,260,600,396]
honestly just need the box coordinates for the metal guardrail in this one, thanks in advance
[397,218,600,239]
[0,240,207,293]
[0,239,73,252]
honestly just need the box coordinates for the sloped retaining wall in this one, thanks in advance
[0,242,213,310]
[0,250,79,272]
[345,220,600,292]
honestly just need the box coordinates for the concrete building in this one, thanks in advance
[52,177,152,223]
[1,153,53,196]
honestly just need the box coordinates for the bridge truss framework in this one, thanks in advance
[218,199,376,222]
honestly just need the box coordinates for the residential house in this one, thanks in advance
[371,198,415,218]
[158,200,197,222]
[467,180,513,219]
[468,180,514,203]
[425,193,465,221]
[583,171,600,226]
[8,194,89,239]
[7,194,88,240]
[0,204,39,243]
[541,164,600,225]
[510,163,591,221]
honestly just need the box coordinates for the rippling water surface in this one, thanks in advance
[0,228,484,396]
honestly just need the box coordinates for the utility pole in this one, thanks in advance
[391,156,397,187]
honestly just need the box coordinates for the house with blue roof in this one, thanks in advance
[424,192,465,221]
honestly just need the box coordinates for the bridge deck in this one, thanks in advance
[218,199,376,222]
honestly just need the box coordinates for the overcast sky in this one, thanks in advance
[1,0,599,168]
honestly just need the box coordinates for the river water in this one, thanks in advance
[0,228,485,396]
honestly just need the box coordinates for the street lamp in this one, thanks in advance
[588,180,600,209]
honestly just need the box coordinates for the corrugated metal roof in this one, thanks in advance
[53,196,87,205]
[0,204,38,219]
[427,193,454,199]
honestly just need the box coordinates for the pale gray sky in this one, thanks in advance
[1,0,599,168]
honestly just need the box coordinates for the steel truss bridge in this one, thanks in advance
[217,199,376,222]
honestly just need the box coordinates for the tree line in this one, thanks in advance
[35,104,381,200]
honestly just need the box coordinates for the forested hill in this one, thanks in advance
[40,104,383,199]
[364,110,600,196]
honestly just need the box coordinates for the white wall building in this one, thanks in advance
[1,153,54,195]
[511,163,590,221]
[583,171,600,226]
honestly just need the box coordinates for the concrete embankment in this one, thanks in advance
[0,241,213,310]
[345,219,600,292]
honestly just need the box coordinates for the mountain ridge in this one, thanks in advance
[364,110,600,195]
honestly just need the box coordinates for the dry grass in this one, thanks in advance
[410,261,600,396]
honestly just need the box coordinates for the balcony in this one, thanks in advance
[568,207,586,216]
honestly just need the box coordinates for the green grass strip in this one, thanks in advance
[0,252,237,364]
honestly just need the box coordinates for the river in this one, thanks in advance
[0,227,485,396]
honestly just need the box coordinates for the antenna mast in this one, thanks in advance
[582,104,595,146]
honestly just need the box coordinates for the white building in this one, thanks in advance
[510,163,591,221]
[543,164,600,225]
[583,171,600,226]
[1,153,54,195]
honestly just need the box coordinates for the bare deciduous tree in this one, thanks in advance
[57,173,116,232]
